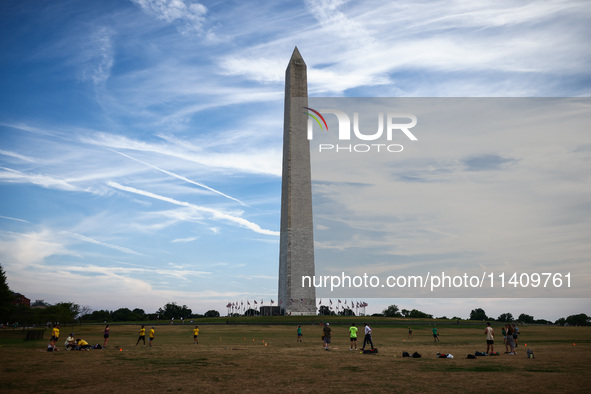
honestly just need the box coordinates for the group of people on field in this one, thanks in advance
[299,322,520,356]
[46,323,200,351]
[483,322,520,355]
[46,324,96,351]
[316,322,374,351]
[46,321,520,355]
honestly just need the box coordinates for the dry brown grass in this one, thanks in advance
[1,323,590,393]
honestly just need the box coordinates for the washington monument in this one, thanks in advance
[278,47,316,315]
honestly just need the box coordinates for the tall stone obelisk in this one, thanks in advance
[278,47,316,315]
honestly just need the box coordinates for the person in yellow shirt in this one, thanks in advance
[136,325,146,346]
[76,338,91,350]
[49,324,60,350]
[148,327,155,347]
[193,325,199,344]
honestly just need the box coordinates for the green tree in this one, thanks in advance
[42,302,80,324]
[81,309,111,322]
[565,313,589,326]
[338,308,355,316]
[382,304,401,317]
[497,313,514,322]
[204,309,220,318]
[244,308,259,316]
[518,313,535,324]
[0,264,15,321]
[469,308,488,320]
[157,302,192,320]
[408,309,433,319]
[112,308,146,321]
[318,305,335,316]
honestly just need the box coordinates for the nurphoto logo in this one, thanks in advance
[304,107,418,153]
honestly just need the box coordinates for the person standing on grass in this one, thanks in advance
[512,324,519,347]
[193,325,200,344]
[361,323,374,350]
[432,326,440,342]
[349,322,358,350]
[149,327,155,347]
[103,324,110,348]
[408,327,413,339]
[506,324,516,354]
[323,323,332,351]
[297,325,303,342]
[484,322,495,354]
[49,324,60,350]
[136,325,146,346]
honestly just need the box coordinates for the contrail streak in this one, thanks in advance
[111,150,247,206]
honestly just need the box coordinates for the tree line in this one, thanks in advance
[1,263,221,325]
[1,264,588,326]
[377,304,589,326]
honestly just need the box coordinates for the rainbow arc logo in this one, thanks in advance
[303,107,328,132]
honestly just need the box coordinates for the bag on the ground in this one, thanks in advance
[402,351,411,357]
[527,349,534,359]
[412,352,421,358]
[475,351,487,356]
[467,354,476,359]
[363,348,378,354]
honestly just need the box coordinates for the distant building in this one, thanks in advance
[259,306,280,316]
[11,292,30,306]
[31,299,51,308]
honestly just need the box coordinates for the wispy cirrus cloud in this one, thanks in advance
[0,150,36,163]
[111,150,247,205]
[64,231,143,256]
[0,167,80,191]
[131,0,208,36]
[106,181,279,236]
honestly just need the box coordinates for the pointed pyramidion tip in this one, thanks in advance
[290,46,305,66]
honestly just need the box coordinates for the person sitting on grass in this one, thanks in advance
[65,333,77,350]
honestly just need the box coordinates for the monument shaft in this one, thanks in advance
[278,47,316,315]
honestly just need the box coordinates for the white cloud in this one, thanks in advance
[106,181,280,236]
[132,0,207,35]
[0,167,80,191]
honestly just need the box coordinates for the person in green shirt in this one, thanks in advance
[297,325,302,342]
[349,323,358,350]
[432,326,440,342]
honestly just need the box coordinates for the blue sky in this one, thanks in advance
[1,0,590,320]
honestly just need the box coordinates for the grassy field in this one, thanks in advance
[1,320,590,393]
